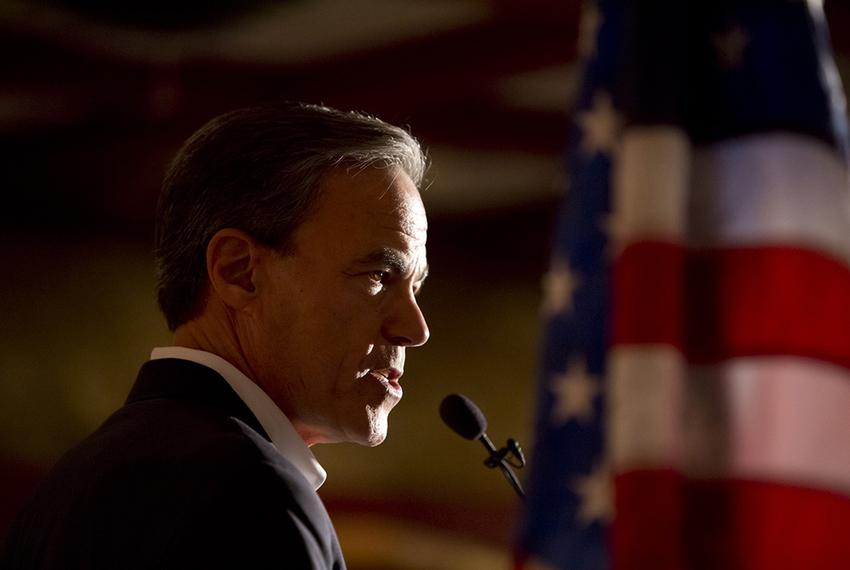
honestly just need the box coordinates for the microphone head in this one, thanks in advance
[439,393,487,440]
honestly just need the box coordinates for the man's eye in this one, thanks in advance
[367,270,387,284]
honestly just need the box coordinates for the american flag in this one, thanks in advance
[517,1,850,569]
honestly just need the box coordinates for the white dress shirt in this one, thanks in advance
[149,346,327,490]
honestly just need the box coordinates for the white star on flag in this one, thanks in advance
[576,91,621,156]
[578,3,602,60]
[540,256,580,316]
[549,356,599,425]
[572,461,614,526]
[713,24,750,68]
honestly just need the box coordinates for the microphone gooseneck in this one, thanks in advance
[439,393,526,499]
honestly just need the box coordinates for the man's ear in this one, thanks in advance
[206,228,261,310]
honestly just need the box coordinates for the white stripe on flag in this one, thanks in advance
[608,345,685,470]
[610,347,850,494]
[689,134,850,262]
[686,357,850,495]
[611,127,690,247]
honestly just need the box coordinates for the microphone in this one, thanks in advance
[439,394,526,499]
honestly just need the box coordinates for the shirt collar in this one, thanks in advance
[149,346,327,490]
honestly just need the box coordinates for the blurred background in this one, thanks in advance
[2,1,849,568]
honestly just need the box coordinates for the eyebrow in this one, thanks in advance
[355,247,429,282]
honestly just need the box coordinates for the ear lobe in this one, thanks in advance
[206,228,259,310]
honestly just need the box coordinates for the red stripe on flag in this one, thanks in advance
[612,241,685,350]
[684,479,850,570]
[615,472,850,570]
[613,469,684,570]
[613,244,850,369]
[685,247,850,368]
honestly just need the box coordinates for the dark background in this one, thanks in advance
[3,1,849,568]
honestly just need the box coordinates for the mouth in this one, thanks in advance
[366,367,403,397]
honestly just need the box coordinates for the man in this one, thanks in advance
[2,103,430,569]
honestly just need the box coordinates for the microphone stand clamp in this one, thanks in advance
[478,433,526,499]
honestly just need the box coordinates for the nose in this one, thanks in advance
[382,293,430,347]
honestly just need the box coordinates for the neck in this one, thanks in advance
[172,304,316,447]
[172,309,258,387]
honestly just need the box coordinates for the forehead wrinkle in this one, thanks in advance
[373,194,426,236]
[376,220,427,243]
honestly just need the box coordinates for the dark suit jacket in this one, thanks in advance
[1,358,346,569]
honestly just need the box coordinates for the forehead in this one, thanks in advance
[293,166,427,260]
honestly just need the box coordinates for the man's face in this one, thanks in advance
[247,166,429,447]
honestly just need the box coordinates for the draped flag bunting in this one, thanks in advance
[517,1,850,569]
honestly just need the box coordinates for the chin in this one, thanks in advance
[364,432,387,447]
[356,406,390,447]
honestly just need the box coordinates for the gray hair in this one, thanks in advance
[154,102,427,331]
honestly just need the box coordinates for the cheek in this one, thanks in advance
[250,282,314,375]
[319,291,383,343]
[258,276,384,377]
[256,293,297,346]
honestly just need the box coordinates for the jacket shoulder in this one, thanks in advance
[4,395,344,569]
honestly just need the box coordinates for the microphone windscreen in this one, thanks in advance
[439,393,487,440]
